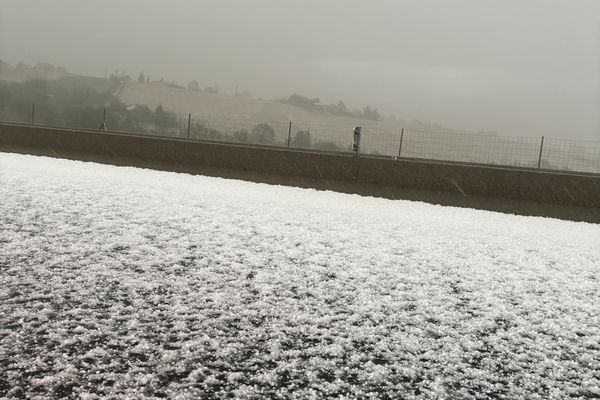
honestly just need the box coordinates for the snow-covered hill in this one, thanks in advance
[1,153,599,399]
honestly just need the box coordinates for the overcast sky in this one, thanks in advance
[1,0,599,139]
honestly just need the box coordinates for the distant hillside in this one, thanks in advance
[0,61,456,134]
[0,61,117,94]
[116,82,451,133]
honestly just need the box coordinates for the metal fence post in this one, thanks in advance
[187,113,191,139]
[287,121,292,147]
[397,128,404,158]
[98,108,107,131]
[538,136,545,168]
[353,127,361,156]
[31,103,35,125]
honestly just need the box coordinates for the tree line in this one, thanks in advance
[0,77,178,133]
[278,94,382,121]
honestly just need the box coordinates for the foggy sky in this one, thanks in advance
[1,0,599,139]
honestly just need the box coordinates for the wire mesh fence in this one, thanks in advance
[288,122,354,152]
[182,116,291,146]
[2,104,599,174]
[541,138,600,174]
[400,130,544,168]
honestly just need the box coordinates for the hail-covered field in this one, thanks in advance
[0,152,599,399]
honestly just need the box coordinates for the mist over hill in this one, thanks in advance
[0,61,457,134]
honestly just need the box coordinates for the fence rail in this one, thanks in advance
[2,105,599,174]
